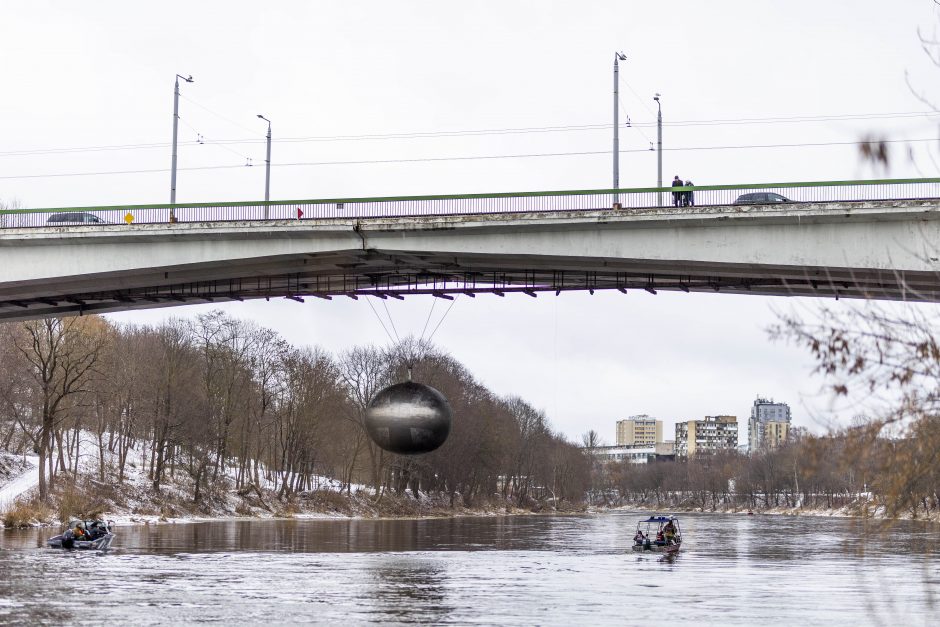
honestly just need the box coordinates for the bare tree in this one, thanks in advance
[337,345,392,497]
[11,317,108,501]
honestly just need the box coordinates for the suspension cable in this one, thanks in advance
[419,298,438,342]
[426,295,460,343]
[365,297,397,345]
[381,299,401,343]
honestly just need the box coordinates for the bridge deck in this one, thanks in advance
[3,183,940,321]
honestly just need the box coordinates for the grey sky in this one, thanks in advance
[3,1,939,443]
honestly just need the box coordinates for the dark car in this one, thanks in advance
[734,192,791,205]
[46,212,109,225]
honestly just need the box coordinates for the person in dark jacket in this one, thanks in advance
[684,180,695,207]
[671,175,683,207]
[663,520,678,544]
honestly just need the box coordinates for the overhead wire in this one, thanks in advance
[176,93,270,168]
[177,117,255,164]
[179,93,264,136]
[618,79,656,149]
[622,81,657,118]
[1,137,935,181]
[619,97,653,147]
[0,111,937,158]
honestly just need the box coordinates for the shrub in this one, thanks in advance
[274,501,300,518]
[235,501,254,516]
[56,484,106,523]
[2,498,54,528]
[304,490,353,515]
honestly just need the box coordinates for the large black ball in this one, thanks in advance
[365,381,452,455]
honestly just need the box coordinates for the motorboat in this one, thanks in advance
[631,515,681,554]
[47,519,115,550]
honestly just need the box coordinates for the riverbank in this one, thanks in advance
[601,498,940,524]
[0,453,583,528]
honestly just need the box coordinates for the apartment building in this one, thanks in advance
[616,415,663,446]
[675,415,738,457]
[748,397,792,452]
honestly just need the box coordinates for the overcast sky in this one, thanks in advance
[3,1,939,444]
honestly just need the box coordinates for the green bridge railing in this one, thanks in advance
[2,177,939,228]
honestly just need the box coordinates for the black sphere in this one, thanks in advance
[364,381,452,455]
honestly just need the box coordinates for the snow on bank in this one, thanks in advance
[0,429,554,527]
[0,455,39,511]
[606,501,940,524]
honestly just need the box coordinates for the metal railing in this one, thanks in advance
[2,178,940,229]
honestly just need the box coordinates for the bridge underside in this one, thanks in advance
[0,248,935,322]
[3,200,940,321]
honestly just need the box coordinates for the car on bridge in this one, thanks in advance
[734,192,791,205]
[46,212,109,225]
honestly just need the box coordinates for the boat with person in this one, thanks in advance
[47,519,115,550]
[631,515,682,554]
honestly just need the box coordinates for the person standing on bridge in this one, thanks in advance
[683,180,695,207]
[671,175,684,207]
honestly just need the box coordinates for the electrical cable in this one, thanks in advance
[177,117,254,164]
[622,81,657,117]
[0,111,935,158]
[621,102,654,147]
[1,137,933,181]
[179,93,263,136]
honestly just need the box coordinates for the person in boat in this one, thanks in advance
[663,520,677,545]
[73,521,89,541]
[60,521,86,549]
[91,520,112,540]
[633,530,646,545]
[655,530,665,545]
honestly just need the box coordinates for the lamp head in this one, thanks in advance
[616,52,627,61]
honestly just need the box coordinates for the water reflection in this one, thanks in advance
[0,512,937,625]
[369,558,452,623]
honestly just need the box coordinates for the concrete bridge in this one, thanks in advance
[2,178,940,322]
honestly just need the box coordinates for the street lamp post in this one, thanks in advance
[613,52,626,206]
[257,115,272,216]
[170,74,193,223]
[654,93,663,207]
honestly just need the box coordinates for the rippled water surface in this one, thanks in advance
[1,512,938,625]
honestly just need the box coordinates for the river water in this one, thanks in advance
[0,511,937,625]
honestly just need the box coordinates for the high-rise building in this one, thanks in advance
[764,421,790,450]
[616,415,663,446]
[748,397,792,452]
[675,415,738,457]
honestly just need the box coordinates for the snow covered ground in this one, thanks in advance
[0,455,39,511]
[0,428,524,526]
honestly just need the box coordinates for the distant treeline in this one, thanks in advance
[590,420,940,518]
[0,313,590,507]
